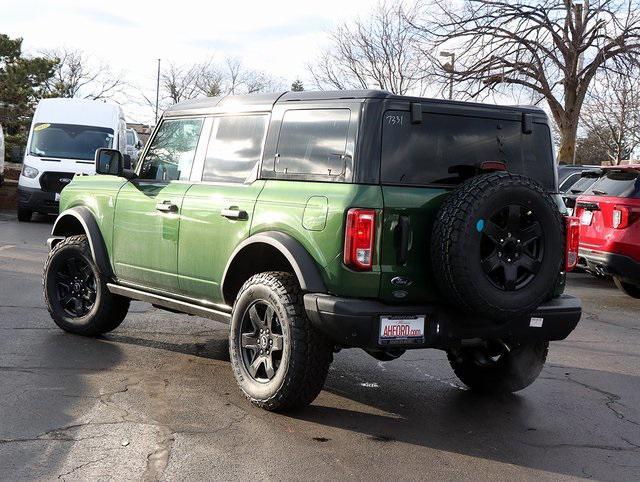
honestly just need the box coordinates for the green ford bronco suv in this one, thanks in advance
[44,90,582,411]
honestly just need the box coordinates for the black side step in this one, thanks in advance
[107,283,232,323]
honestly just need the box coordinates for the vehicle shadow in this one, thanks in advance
[107,329,640,479]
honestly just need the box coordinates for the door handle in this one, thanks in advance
[155,200,178,213]
[221,207,248,220]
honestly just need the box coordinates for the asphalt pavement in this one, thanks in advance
[0,211,638,481]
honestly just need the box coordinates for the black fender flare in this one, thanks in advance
[221,231,327,297]
[50,206,113,277]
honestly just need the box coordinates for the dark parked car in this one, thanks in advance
[562,169,601,214]
[558,164,600,193]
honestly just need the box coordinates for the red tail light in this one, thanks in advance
[613,206,629,229]
[344,208,376,271]
[565,216,580,271]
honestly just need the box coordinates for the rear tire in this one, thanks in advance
[43,235,130,336]
[448,341,548,393]
[614,277,640,299]
[229,271,333,412]
[17,207,32,222]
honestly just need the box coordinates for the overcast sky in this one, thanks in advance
[1,0,377,123]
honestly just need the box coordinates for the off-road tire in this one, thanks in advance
[448,341,548,393]
[431,172,564,321]
[229,271,333,412]
[44,235,130,336]
[17,207,32,222]
[614,277,640,299]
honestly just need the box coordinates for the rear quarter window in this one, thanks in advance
[380,110,555,190]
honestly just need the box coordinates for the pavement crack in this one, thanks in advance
[521,441,639,452]
[57,455,110,480]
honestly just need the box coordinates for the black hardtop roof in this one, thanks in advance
[164,89,546,117]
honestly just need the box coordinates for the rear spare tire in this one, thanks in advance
[431,172,564,321]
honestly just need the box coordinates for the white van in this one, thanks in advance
[17,98,127,221]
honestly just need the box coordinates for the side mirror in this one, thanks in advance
[95,148,124,176]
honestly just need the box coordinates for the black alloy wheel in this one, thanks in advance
[54,255,97,317]
[239,300,285,382]
[479,204,544,291]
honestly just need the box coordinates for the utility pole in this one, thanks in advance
[439,51,455,100]
[155,58,161,125]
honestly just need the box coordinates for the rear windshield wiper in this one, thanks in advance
[591,189,608,195]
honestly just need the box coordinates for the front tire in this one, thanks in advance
[448,341,548,393]
[614,277,640,299]
[43,235,130,336]
[229,271,333,411]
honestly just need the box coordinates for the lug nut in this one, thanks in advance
[260,349,263,354]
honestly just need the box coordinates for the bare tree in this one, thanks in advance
[413,0,640,163]
[161,57,283,104]
[42,48,125,100]
[580,66,640,164]
[135,57,284,121]
[161,62,203,104]
[309,1,430,94]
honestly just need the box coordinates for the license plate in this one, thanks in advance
[54,193,60,202]
[379,315,425,345]
[580,210,593,225]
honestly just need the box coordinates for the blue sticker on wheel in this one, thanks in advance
[476,219,485,232]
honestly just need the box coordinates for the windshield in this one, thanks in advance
[584,170,640,198]
[29,123,114,160]
[126,130,135,145]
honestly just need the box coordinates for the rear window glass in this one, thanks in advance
[380,111,554,190]
[275,109,350,177]
[584,170,640,198]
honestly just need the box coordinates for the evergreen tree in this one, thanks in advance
[291,79,304,92]
[0,34,56,162]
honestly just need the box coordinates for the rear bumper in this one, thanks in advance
[579,248,640,283]
[304,294,582,350]
[17,186,59,214]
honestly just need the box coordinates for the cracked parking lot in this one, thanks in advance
[0,212,639,481]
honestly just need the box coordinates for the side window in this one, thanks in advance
[202,115,268,183]
[139,118,203,181]
[275,109,350,176]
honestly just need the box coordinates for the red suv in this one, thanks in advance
[575,165,640,298]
